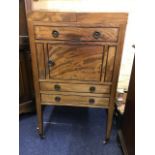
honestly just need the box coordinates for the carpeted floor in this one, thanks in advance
[19,106,123,155]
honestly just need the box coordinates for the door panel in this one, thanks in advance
[47,44,104,82]
[105,46,116,82]
[36,43,46,79]
[35,44,117,83]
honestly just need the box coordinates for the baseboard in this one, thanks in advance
[19,100,35,114]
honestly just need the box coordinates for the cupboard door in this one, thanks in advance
[47,44,104,82]
[35,44,117,83]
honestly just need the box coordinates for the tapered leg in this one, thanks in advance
[104,106,115,144]
[36,104,44,139]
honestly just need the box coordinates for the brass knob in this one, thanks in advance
[52,30,59,38]
[55,96,61,102]
[89,86,96,92]
[54,84,61,91]
[89,98,95,104]
[93,31,101,39]
[48,60,55,67]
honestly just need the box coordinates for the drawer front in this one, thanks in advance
[41,94,109,107]
[34,26,119,42]
[40,82,111,94]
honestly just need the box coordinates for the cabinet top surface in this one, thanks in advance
[28,11,128,25]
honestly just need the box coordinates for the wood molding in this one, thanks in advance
[118,57,135,155]
[118,130,128,155]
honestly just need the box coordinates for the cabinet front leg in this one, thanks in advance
[36,105,44,139]
[104,106,114,144]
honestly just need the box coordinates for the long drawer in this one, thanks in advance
[40,82,111,94]
[41,93,109,107]
[34,26,119,42]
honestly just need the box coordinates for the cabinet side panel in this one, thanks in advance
[110,24,127,106]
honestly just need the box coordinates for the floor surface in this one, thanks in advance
[19,106,123,155]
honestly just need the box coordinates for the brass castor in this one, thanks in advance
[36,127,45,139]
[103,138,109,145]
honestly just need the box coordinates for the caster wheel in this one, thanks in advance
[36,127,45,139]
[36,127,40,134]
[103,139,109,145]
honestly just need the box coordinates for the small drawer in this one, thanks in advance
[41,93,109,107]
[34,26,119,42]
[40,82,111,94]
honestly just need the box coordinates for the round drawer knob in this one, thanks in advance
[55,96,61,102]
[89,98,95,104]
[54,84,61,91]
[52,30,59,38]
[48,60,55,67]
[89,86,96,92]
[93,31,101,39]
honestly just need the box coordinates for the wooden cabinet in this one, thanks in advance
[118,57,135,155]
[27,12,128,142]
[19,48,35,114]
[19,0,35,114]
